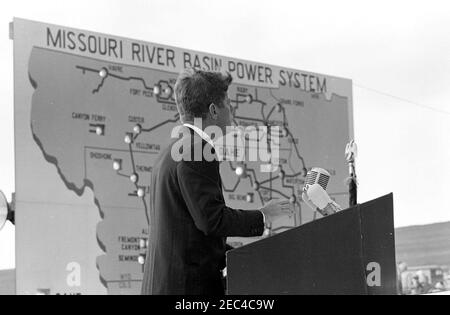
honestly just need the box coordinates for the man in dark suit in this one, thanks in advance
[141,68,292,295]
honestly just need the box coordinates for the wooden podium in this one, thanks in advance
[227,194,397,295]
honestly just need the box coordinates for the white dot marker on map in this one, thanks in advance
[113,160,121,171]
[99,68,108,78]
[139,239,147,249]
[130,174,138,183]
[246,95,253,104]
[137,188,145,198]
[133,125,142,134]
[95,126,104,136]
[235,166,245,177]
[124,135,132,144]
[246,194,254,203]
[153,86,161,95]
[164,87,172,95]
[138,255,146,265]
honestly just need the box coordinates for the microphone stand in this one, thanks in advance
[345,141,358,207]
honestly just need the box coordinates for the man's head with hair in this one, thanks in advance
[174,68,233,133]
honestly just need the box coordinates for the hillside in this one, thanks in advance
[0,269,15,295]
[395,221,450,267]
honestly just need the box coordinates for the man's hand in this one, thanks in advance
[260,200,294,226]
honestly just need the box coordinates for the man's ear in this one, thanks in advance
[209,103,218,120]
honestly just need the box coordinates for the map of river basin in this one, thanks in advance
[29,46,351,294]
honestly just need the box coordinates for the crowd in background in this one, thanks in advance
[398,263,450,295]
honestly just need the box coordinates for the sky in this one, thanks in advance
[0,0,449,269]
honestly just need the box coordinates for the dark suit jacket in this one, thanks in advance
[141,127,264,295]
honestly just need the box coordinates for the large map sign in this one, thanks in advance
[12,18,353,295]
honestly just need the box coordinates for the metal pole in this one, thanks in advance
[345,141,358,207]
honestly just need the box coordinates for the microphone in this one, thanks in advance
[306,184,342,216]
[305,168,330,190]
[302,168,342,217]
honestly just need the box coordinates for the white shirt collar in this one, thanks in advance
[183,123,215,148]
